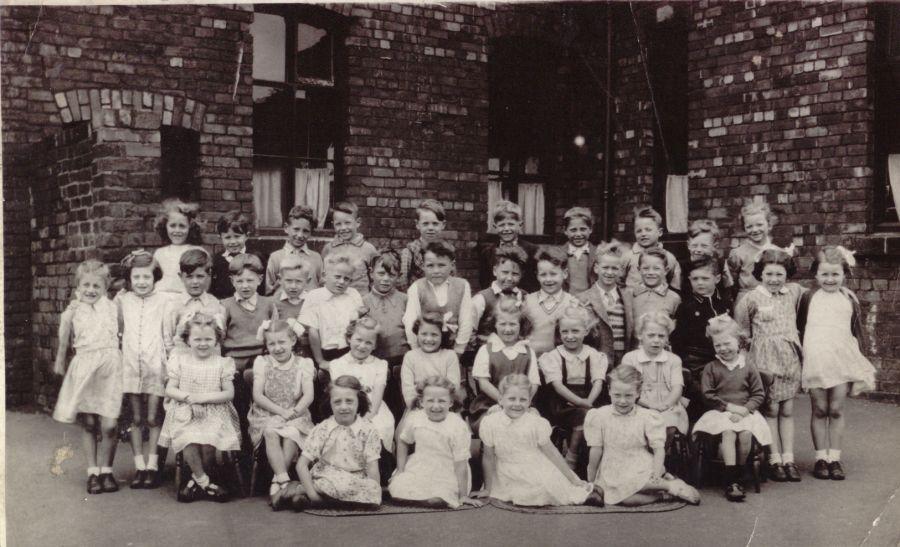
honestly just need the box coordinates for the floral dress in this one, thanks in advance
[621,349,689,434]
[304,417,383,505]
[52,299,123,423]
[247,354,315,449]
[329,354,395,452]
[480,411,592,506]
[117,291,169,397]
[584,406,666,505]
[388,410,472,507]
[735,284,804,402]
[158,353,241,454]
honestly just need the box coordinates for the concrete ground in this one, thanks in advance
[6,395,900,547]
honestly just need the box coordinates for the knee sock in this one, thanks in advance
[782,452,794,464]
[147,454,159,471]
[134,455,146,471]
[828,449,841,462]
[87,466,100,477]
[768,453,782,465]
[815,449,828,461]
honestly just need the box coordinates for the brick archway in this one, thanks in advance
[52,88,208,132]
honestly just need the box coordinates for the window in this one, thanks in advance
[160,126,200,200]
[874,3,900,230]
[250,5,343,229]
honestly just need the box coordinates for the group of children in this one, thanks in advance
[53,194,876,510]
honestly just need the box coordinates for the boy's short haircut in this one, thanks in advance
[638,247,670,269]
[286,205,316,226]
[179,248,213,274]
[534,246,568,270]
[493,245,528,269]
[324,251,358,272]
[372,249,401,276]
[332,201,359,219]
[278,256,311,278]
[632,205,663,229]
[491,200,522,224]
[228,253,264,276]
[216,210,253,235]
[416,199,446,222]
[423,239,456,261]
[686,255,722,276]
[564,206,594,229]
[688,218,721,240]
[594,239,626,264]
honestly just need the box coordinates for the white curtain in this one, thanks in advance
[519,183,545,235]
[889,154,900,222]
[295,167,331,229]
[253,167,283,228]
[486,180,503,232]
[665,174,689,233]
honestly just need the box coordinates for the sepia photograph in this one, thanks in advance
[2,0,899,545]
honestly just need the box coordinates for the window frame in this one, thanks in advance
[251,4,347,233]
[873,2,900,231]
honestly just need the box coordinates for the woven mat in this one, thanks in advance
[488,498,688,514]
[302,500,483,517]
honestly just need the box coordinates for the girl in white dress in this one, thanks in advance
[52,260,123,495]
[799,246,876,481]
[152,198,206,296]
[475,374,603,507]
[585,365,700,506]
[115,250,169,489]
[159,312,241,502]
[328,316,396,454]
[389,376,482,508]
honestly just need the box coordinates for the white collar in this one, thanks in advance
[719,354,746,371]
[568,244,590,259]
[487,333,529,355]
[236,293,258,306]
[635,348,668,364]
[279,289,307,303]
[556,345,591,362]
[631,242,662,254]
[538,290,563,304]
[755,284,788,297]
[284,243,311,255]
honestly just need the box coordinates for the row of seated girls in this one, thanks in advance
[52,195,875,510]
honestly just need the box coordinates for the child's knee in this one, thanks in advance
[131,414,145,428]
[779,404,794,418]
[762,402,778,418]
[264,430,281,444]
[145,414,161,428]
[828,406,843,420]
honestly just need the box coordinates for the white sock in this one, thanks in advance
[100,466,113,474]
[193,473,210,488]
[815,449,828,461]
[769,453,782,465]
[274,472,290,483]
[782,452,794,464]
[134,455,146,471]
[87,466,100,477]
[830,449,841,462]
[147,454,159,470]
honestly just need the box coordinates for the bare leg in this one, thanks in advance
[81,415,99,469]
[827,384,848,452]
[264,431,288,477]
[721,431,737,466]
[183,444,206,477]
[763,399,781,457]
[200,444,217,471]
[809,388,829,451]
[129,394,144,460]
[282,439,300,469]
[779,399,795,457]
[736,431,752,464]
[98,417,119,468]
[618,493,664,506]
[144,395,163,460]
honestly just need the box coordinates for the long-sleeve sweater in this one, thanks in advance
[701,357,765,413]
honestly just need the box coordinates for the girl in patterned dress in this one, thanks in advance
[585,365,700,506]
[53,260,124,495]
[734,248,804,483]
[800,246,876,481]
[475,374,603,507]
[247,319,315,501]
[152,198,206,297]
[389,376,482,508]
[160,312,241,502]
[287,375,383,509]
[115,250,169,489]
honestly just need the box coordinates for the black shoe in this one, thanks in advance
[584,486,605,507]
[179,480,204,503]
[130,470,146,489]
[99,473,119,493]
[813,459,830,480]
[87,474,102,495]
[725,482,746,502]
[783,462,801,482]
[142,469,161,489]
[770,463,788,482]
[204,482,230,503]
[828,461,845,481]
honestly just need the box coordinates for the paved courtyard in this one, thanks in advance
[6,395,900,547]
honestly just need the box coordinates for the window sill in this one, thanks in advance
[853,232,900,259]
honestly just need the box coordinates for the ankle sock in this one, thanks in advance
[782,452,794,464]
[829,449,841,462]
[193,473,210,488]
[100,466,113,474]
[815,449,828,461]
[87,466,100,477]
[134,455,146,471]
[147,454,159,471]
[274,472,290,483]
[769,453,782,465]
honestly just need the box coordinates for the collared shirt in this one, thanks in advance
[594,283,619,307]
[471,333,539,385]
[623,242,682,291]
[329,232,366,249]
[537,289,563,307]
[278,289,307,307]
[568,244,590,260]
[297,286,364,350]
[471,282,524,329]
[754,284,789,297]
[538,344,608,385]
[265,242,323,295]
[236,292,258,312]
[634,283,670,297]
[403,277,473,349]
[321,233,379,296]
[222,247,247,264]
[162,292,225,354]
[720,353,746,372]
